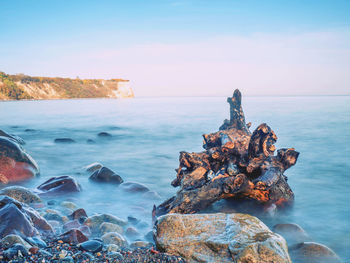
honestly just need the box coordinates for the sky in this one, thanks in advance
[0,0,350,96]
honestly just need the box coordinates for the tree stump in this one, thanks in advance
[156,89,299,216]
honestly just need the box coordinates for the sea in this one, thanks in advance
[0,96,349,259]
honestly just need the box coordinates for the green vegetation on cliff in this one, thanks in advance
[0,72,33,100]
[0,72,133,100]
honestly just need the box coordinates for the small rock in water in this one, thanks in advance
[127,216,140,225]
[121,182,149,193]
[63,219,80,232]
[86,139,96,144]
[0,186,42,204]
[36,176,82,195]
[84,214,127,234]
[78,239,103,253]
[1,234,31,249]
[99,222,123,235]
[97,132,112,137]
[24,128,36,132]
[85,162,103,173]
[273,223,311,246]
[142,191,161,200]
[60,201,78,210]
[69,208,88,221]
[54,138,76,143]
[101,232,128,247]
[289,242,341,263]
[89,167,123,184]
[125,227,140,239]
[59,229,88,244]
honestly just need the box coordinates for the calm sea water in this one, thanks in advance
[0,96,349,258]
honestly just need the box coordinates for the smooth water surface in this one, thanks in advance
[0,96,349,258]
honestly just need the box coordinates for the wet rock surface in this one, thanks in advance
[0,134,39,184]
[155,213,291,263]
[0,186,42,204]
[54,138,76,143]
[273,223,311,246]
[36,176,82,195]
[89,166,124,184]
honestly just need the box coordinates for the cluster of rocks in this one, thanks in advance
[54,131,114,144]
[0,185,184,262]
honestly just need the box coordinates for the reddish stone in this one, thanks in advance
[69,208,88,220]
[59,229,88,244]
[37,176,81,196]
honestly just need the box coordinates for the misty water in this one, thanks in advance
[0,96,349,259]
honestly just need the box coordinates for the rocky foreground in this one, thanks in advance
[0,90,343,262]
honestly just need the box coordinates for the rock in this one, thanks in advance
[106,244,120,252]
[130,241,152,248]
[97,132,112,137]
[127,216,140,225]
[155,213,291,263]
[101,232,128,247]
[63,220,81,232]
[89,167,123,184]
[86,139,96,144]
[99,222,123,235]
[78,239,103,253]
[0,186,42,204]
[61,201,78,210]
[125,227,140,239]
[59,229,88,244]
[0,196,38,238]
[121,182,149,193]
[84,214,127,234]
[107,251,123,260]
[0,129,25,145]
[142,191,161,200]
[289,242,341,263]
[29,246,39,254]
[1,234,31,249]
[43,210,64,222]
[24,206,54,237]
[25,236,47,248]
[3,243,28,260]
[85,162,103,173]
[24,128,36,132]
[54,138,76,143]
[36,176,82,196]
[0,136,39,183]
[69,208,88,221]
[273,223,311,246]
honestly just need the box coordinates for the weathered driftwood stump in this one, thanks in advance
[156,89,299,216]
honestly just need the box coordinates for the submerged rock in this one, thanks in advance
[97,132,112,137]
[99,222,123,235]
[121,182,149,193]
[54,138,76,143]
[69,208,88,221]
[0,135,39,184]
[89,167,123,184]
[273,223,311,246]
[155,213,291,263]
[289,242,341,263]
[0,186,42,204]
[36,176,81,196]
[3,243,28,260]
[84,214,127,234]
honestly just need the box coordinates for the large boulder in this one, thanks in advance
[155,213,291,263]
[0,136,39,184]
[36,176,81,196]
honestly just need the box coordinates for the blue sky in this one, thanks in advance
[1,0,350,96]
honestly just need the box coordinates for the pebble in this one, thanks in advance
[78,239,103,253]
